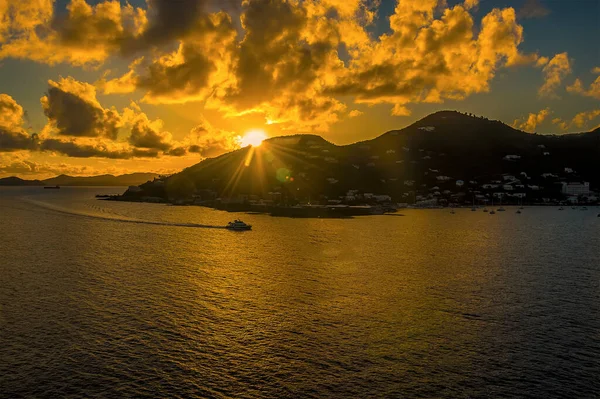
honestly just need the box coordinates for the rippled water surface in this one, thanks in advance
[1,187,600,398]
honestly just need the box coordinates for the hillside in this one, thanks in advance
[136,111,598,204]
[0,173,158,186]
[43,173,159,186]
[0,176,44,186]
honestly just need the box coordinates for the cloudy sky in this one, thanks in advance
[0,0,598,178]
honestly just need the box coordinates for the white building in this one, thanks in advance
[542,173,558,179]
[373,195,392,202]
[561,182,590,196]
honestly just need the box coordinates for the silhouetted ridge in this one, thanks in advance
[126,111,600,203]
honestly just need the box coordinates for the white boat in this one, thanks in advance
[226,219,252,231]
[497,207,506,212]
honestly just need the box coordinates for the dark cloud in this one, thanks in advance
[167,147,188,156]
[122,0,241,54]
[41,78,122,139]
[135,0,209,47]
[51,0,129,49]
[136,42,216,99]
[0,130,39,152]
[518,0,550,19]
[230,0,310,107]
[40,138,133,159]
[128,119,173,151]
[0,93,39,151]
[123,11,237,103]
[188,144,202,153]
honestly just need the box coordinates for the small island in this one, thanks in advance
[100,112,600,216]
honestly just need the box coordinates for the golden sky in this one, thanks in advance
[0,0,599,178]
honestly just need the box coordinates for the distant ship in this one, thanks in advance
[43,185,60,189]
[226,220,252,231]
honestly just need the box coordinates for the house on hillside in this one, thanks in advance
[561,182,590,196]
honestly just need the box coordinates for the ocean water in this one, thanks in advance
[1,187,599,398]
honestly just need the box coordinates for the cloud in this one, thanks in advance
[1,83,200,160]
[120,0,240,53]
[41,77,123,139]
[517,0,550,19]
[570,109,600,128]
[512,107,551,132]
[0,94,39,152]
[40,138,138,159]
[106,0,536,131]
[551,109,600,132]
[326,3,536,116]
[348,109,364,118]
[551,117,568,131]
[538,52,571,98]
[0,0,146,65]
[463,0,479,11]
[183,117,241,158]
[0,0,553,134]
[566,68,600,99]
[128,114,173,151]
[0,154,102,176]
[535,56,549,67]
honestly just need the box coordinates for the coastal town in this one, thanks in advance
[103,170,597,217]
[96,112,600,217]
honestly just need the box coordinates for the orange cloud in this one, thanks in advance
[0,152,118,176]
[0,94,38,152]
[184,117,241,157]
[538,52,571,98]
[566,67,600,99]
[571,109,600,128]
[0,0,146,65]
[329,3,536,116]
[0,0,554,135]
[551,109,600,132]
[551,117,568,131]
[512,107,551,132]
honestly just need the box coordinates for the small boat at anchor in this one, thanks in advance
[226,219,252,231]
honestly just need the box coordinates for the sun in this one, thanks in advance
[241,129,267,147]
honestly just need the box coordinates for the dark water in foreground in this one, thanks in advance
[1,187,599,398]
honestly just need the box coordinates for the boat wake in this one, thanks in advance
[23,198,226,229]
